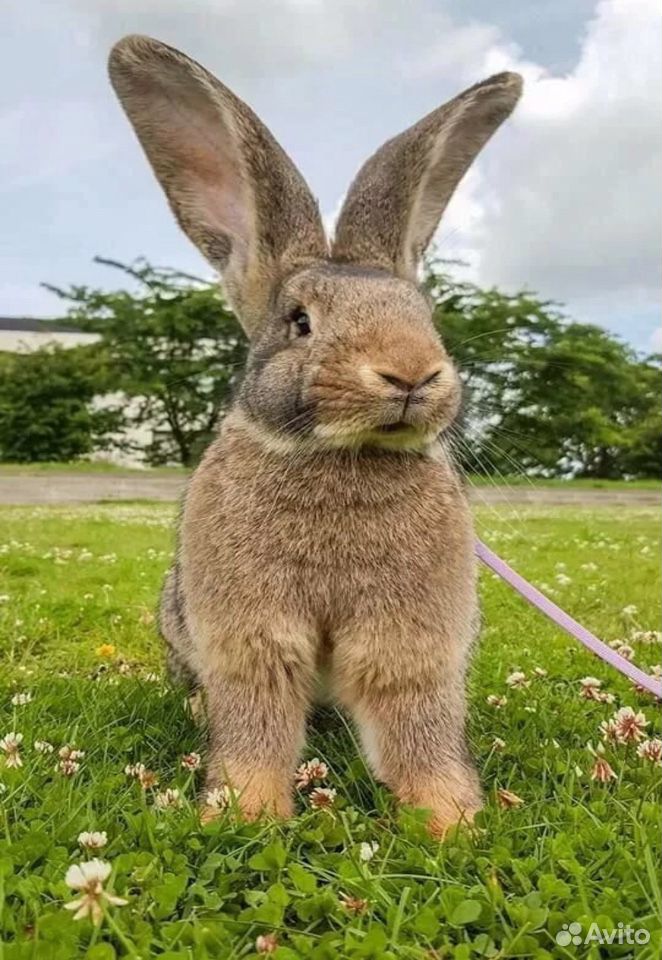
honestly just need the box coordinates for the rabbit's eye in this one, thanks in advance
[289,308,311,337]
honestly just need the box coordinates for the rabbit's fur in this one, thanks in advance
[109,35,522,836]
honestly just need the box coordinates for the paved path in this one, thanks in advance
[0,472,658,507]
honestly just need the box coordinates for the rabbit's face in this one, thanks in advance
[110,38,520,452]
[240,264,460,451]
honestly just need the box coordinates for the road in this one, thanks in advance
[0,472,658,506]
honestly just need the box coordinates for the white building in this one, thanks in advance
[0,316,99,352]
[0,317,150,465]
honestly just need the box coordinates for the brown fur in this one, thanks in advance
[109,35,522,836]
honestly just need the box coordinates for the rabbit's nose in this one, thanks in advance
[375,368,442,394]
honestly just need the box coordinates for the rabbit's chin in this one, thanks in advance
[312,421,439,452]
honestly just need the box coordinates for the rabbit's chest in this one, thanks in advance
[185,434,471,616]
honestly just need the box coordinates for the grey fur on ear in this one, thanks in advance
[109,35,327,336]
[332,72,523,281]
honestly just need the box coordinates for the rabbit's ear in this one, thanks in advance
[332,72,522,281]
[109,35,327,335]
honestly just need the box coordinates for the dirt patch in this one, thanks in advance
[0,473,659,507]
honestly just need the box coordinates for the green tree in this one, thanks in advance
[45,258,248,466]
[0,345,120,463]
[426,262,661,480]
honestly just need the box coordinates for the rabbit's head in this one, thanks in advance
[109,37,521,452]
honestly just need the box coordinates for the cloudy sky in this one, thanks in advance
[2,0,660,351]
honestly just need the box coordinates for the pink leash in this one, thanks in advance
[476,539,662,699]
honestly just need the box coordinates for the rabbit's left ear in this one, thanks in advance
[109,35,327,336]
[332,72,522,281]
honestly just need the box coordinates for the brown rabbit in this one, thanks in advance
[109,35,522,837]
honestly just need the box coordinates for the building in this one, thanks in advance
[0,317,99,352]
[0,317,149,465]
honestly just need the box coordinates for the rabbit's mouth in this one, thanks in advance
[376,420,410,434]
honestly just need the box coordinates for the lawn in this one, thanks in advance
[0,502,660,959]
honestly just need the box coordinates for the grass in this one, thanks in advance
[0,502,660,959]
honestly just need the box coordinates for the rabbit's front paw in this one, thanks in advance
[425,799,482,840]
[200,769,293,824]
[402,771,482,839]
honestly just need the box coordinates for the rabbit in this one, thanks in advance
[109,35,522,837]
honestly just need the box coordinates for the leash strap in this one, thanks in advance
[475,539,662,699]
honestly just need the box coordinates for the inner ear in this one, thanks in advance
[332,71,523,281]
[109,35,327,337]
[109,41,253,275]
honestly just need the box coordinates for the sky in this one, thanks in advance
[2,0,660,352]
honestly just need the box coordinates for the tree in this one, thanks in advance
[33,255,658,477]
[0,345,120,463]
[45,258,248,466]
[426,261,661,479]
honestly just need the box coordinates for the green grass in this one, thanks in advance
[0,503,660,959]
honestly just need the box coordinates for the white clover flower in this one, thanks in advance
[555,573,572,586]
[505,671,529,689]
[124,762,146,778]
[34,739,54,754]
[309,787,337,810]
[486,694,508,708]
[604,706,649,744]
[632,630,662,645]
[636,739,662,765]
[621,605,638,617]
[180,752,201,771]
[295,757,329,789]
[359,841,379,862]
[57,759,81,776]
[255,933,279,954]
[154,788,182,810]
[579,676,602,698]
[78,831,108,850]
[497,788,524,808]
[10,692,32,707]
[0,731,23,768]
[64,859,127,924]
[615,644,634,661]
[613,707,649,742]
[590,757,617,782]
[205,785,232,811]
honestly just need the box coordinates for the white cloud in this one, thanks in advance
[0,0,658,351]
[434,0,662,321]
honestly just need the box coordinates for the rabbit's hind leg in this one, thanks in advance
[334,617,482,839]
[159,566,200,695]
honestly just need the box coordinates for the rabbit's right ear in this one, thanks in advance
[109,36,327,336]
[333,72,522,282]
